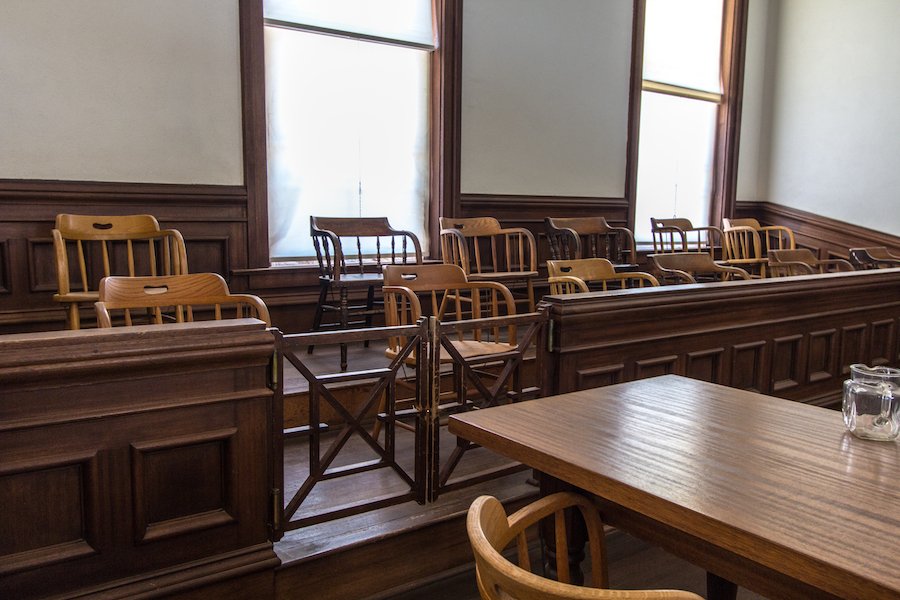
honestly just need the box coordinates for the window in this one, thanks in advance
[263,1,434,259]
[633,0,728,242]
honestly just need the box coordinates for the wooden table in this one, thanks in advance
[448,375,900,600]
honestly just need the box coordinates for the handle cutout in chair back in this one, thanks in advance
[453,223,465,229]
[143,285,169,295]
[92,222,114,230]
[560,266,573,273]
[401,273,418,281]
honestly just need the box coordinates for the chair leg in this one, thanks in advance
[363,285,374,348]
[339,287,349,371]
[68,303,81,330]
[307,283,329,354]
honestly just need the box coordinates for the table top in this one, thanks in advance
[449,375,900,599]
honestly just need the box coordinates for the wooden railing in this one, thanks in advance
[542,268,900,408]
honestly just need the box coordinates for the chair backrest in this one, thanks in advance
[546,258,658,294]
[310,216,422,280]
[544,217,636,264]
[439,217,536,275]
[649,252,751,284]
[650,217,723,258]
[53,213,189,297]
[382,263,516,352]
[466,493,703,600]
[849,246,900,270]
[722,225,762,262]
[723,217,795,255]
[95,273,270,327]
[768,248,855,277]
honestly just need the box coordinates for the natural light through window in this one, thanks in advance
[635,0,724,242]
[264,1,433,260]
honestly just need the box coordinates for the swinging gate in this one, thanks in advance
[272,308,548,538]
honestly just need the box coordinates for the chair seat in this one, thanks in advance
[387,340,518,365]
[320,272,384,287]
[466,271,538,281]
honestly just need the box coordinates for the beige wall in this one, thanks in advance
[459,0,633,197]
[0,0,244,185]
[739,0,900,235]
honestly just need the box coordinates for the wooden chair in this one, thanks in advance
[546,258,658,295]
[768,248,854,277]
[544,217,637,268]
[722,218,795,256]
[439,217,538,312]
[650,217,723,259]
[53,213,188,329]
[649,252,751,284]
[849,246,900,270]
[376,264,521,440]
[310,216,423,370]
[467,492,703,600]
[94,273,270,327]
[721,224,768,278]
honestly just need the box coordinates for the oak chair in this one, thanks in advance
[649,217,723,259]
[546,258,658,295]
[649,252,751,284]
[439,217,538,312]
[545,216,638,268]
[310,216,423,370]
[767,248,854,277]
[848,246,900,270]
[722,217,795,255]
[53,213,188,329]
[376,263,520,440]
[94,272,270,328]
[467,492,703,600]
[721,224,768,278]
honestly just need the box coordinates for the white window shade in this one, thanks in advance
[265,28,430,259]
[643,0,723,93]
[264,0,435,48]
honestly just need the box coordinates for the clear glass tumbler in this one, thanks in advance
[842,364,900,441]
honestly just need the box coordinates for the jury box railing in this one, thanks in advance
[271,307,549,537]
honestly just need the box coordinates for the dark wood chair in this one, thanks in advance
[544,216,637,269]
[310,216,423,370]
[768,248,854,277]
[53,213,188,329]
[546,258,658,294]
[95,272,270,327]
[467,492,703,600]
[849,246,900,270]
[649,252,751,284]
[650,217,723,259]
[439,216,537,312]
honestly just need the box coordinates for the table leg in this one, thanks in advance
[538,471,587,585]
[707,571,738,600]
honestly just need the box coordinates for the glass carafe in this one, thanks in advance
[842,364,900,441]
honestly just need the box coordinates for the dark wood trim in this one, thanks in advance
[714,0,749,224]
[239,0,270,269]
[0,179,245,201]
[430,0,464,256]
[460,194,629,211]
[624,0,646,231]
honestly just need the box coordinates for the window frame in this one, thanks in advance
[625,0,749,235]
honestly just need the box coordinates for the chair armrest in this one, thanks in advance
[548,275,590,294]
[819,258,855,272]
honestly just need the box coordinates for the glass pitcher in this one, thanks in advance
[842,364,900,441]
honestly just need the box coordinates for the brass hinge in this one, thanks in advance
[546,319,555,353]
[269,350,279,388]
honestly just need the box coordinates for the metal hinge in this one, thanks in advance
[546,319,555,353]
[271,487,282,531]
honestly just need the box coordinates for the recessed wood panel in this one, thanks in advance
[731,341,765,392]
[131,428,237,543]
[26,237,58,293]
[771,335,802,392]
[0,240,10,294]
[635,355,678,380]
[869,319,895,366]
[0,453,99,575]
[575,363,624,389]
[840,324,868,374]
[184,237,231,281]
[685,348,724,383]
[807,328,837,384]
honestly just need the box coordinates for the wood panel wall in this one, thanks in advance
[542,268,900,408]
[0,319,278,599]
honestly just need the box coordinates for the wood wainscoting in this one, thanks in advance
[0,319,278,599]
[542,268,900,407]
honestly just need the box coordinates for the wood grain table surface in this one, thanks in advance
[449,375,900,600]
